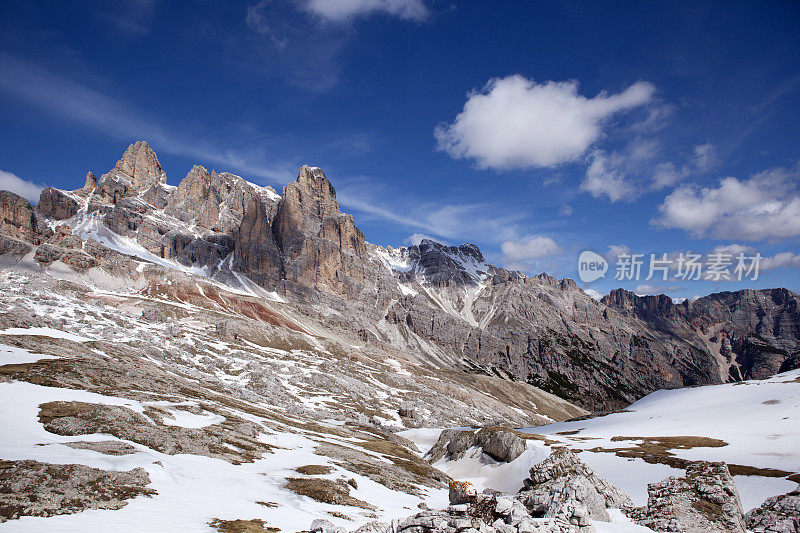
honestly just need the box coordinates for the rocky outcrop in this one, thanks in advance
[37,187,79,221]
[519,448,633,523]
[0,459,154,522]
[274,165,367,296]
[427,427,528,463]
[0,190,38,243]
[310,448,640,533]
[745,488,800,533]
[627,462,746,532]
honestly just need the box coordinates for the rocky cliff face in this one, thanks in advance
[3,140,799,412]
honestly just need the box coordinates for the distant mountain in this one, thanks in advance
[2,140,798,410]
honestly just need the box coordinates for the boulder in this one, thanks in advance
[449,480,478,505]
[310,519,347,533]
[473,427,527,463]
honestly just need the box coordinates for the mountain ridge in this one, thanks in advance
[2,140,798,411]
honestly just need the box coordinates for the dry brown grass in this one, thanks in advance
[209,518,280,533]
[587,435,729,470]
[727,464,793,477]
[284,477,375,510]
[295,464,334,475]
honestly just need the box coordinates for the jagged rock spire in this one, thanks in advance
[112,141,167,191]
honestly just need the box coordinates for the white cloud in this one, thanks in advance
[0,170,44,203]
[711,243,756,256]
[650,143,717,191]
[651,161,689,190]
[653,163,800,241]
[404,233,447,246]
[635,283,684,295]
[580,149,639,202]
[761,252,800,271]
[692,143,717,171]
[559,204,573,217]
[582,288,604,301]
[302,0,429,23]
[501,236,562,262]
[435,76,655,170]
[606,244,631,261]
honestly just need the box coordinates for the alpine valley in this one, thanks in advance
[0,141,798,533]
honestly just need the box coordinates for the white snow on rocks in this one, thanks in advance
[520,368,800,510]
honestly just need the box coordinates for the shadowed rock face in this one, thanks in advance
[4,141,799,412]
[37,188,79,221]
[0,191,38,243]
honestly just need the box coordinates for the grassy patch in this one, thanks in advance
[284,477,375,510]
[209,518,280,533]
[727,464,793,478]
[295,465,334,475]
[588,435,728,469]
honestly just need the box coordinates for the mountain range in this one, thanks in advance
[2,140,798,412]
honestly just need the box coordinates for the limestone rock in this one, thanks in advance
[0,190,38,243]
[310,519,347,533]
[37,187,79,220]
[473,427,527,463]
[520,448,633,523]
[628,461,746,532]
[427,427,526,464]
[0,459,154,522]
[449,480,478,504]
[744,488,800,533]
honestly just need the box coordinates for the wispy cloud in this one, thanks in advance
[0,53,295,184]
[335,175,530,246]
[301,0,430,23]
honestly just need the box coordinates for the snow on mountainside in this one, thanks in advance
[414,369,799,512]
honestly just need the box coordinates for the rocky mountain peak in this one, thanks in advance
[405,239,491,286]
[83,171,97,191]
[284,165,341,220]
[112,141,167,191]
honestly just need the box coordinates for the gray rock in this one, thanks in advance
[628,461,746,532]
[351,522,391,533]
[311,518,347,533]
[520,448,633,523]
[744,488,800,533]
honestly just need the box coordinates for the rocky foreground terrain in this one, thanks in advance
[0,140,798,531]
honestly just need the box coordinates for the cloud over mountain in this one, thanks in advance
[435,76,655,170]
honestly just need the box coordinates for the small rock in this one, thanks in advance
[449,480,478,505]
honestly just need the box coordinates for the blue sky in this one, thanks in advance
[1,0,798,299]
